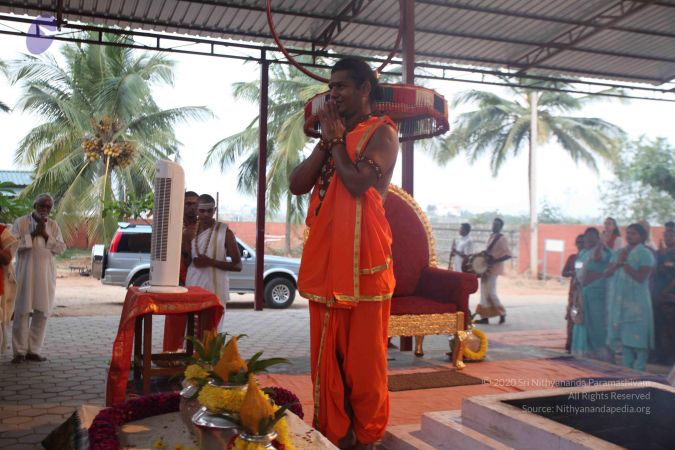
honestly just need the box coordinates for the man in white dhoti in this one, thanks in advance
[475,218,511,325]
[449,223,474,272]
[186,194,242,332]
[11,194,66,363]
[0,219,19,353]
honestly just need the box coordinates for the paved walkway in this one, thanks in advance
[0,293,667,449]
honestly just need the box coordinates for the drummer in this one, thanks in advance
[450,223,474,272]
[475,218,512,325]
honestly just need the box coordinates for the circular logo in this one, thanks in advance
[26,15,57,55]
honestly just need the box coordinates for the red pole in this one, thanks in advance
[399,0,415,352]
[401,0,415,196]
[254,50,270,311]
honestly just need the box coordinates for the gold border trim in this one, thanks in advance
[313,306,331,428]
[353,198,361,298]
[360,256,391,275]
[354,117,386,157]
[387,184,437,267]
[299,291,393,304]
[388,312,464,336]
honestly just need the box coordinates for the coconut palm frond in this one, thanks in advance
[430,83,624,276]
[11,35,210,242]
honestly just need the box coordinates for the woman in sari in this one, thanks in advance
[571,228,612,359]
[603,217,624,251]
[562,234,585,353]
[653,228,675,364]
[605,223,655,371]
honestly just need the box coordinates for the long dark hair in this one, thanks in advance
[332,57,382,102]
[605,217,621,237]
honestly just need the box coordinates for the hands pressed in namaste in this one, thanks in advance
[317,100,346,141]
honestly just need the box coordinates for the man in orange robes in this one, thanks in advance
[290,58,399,449]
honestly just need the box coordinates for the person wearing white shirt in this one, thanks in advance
[449,223,474,272]
[10,194,66,363]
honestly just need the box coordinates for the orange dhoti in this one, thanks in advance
[310,299,391,444]
[299,116,397,445]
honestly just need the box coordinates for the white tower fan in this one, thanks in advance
[141,160,188,293]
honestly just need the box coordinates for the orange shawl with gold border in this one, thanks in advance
[298,116,396,307]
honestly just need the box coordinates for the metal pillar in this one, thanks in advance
[401,0,415,196]
[400,0,415,352]
[254,50,270,311]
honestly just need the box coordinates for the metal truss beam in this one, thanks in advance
[417,0,675,40]
[4,0,675,41]
[315,0,371,49]
[1,13,670,88]
[2,1,674,68]
[513,0,656,74]
[386,23,675,65]
[1,14,674,102]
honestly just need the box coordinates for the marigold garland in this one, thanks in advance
[463,327,488,361]
[184,363,210,383]
[198,384,246,413]
[88,386,302,450]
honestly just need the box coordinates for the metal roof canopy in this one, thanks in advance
[1,0,675,94]
[2,0,674,315]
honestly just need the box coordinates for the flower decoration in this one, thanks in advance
[89,392,180,450]
[198,383,246,414]
[184,363,209,383]
[463,326,488,361]
[226,376,296,450]
[208,335,290,386]
[182,331,230,390]
[264,387,304,419]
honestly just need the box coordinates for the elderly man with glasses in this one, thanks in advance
[10,193,66,363]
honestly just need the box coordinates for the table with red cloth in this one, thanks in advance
[105,286,223,406]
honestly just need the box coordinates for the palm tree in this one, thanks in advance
[205,63,326,254]
[431,81,624,276]
[0,60,10,112]
[10,33,211,241]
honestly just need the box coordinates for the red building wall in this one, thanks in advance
[519,224,665,277]
[65,220,305,255]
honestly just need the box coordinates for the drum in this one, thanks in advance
[462,252,490,276]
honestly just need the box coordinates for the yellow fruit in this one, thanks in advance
[240,375,273,435]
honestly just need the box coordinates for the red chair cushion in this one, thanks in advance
[384,192,429,297]
[390,296,458,315]
[417,267,477,327]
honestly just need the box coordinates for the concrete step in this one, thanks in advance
[382,424,442,450]
[458,395,622,450]
[383,411,516,450]
[459,395,561,450]
[421,410,515,450]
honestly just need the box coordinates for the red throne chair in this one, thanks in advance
[384,185,478,368]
